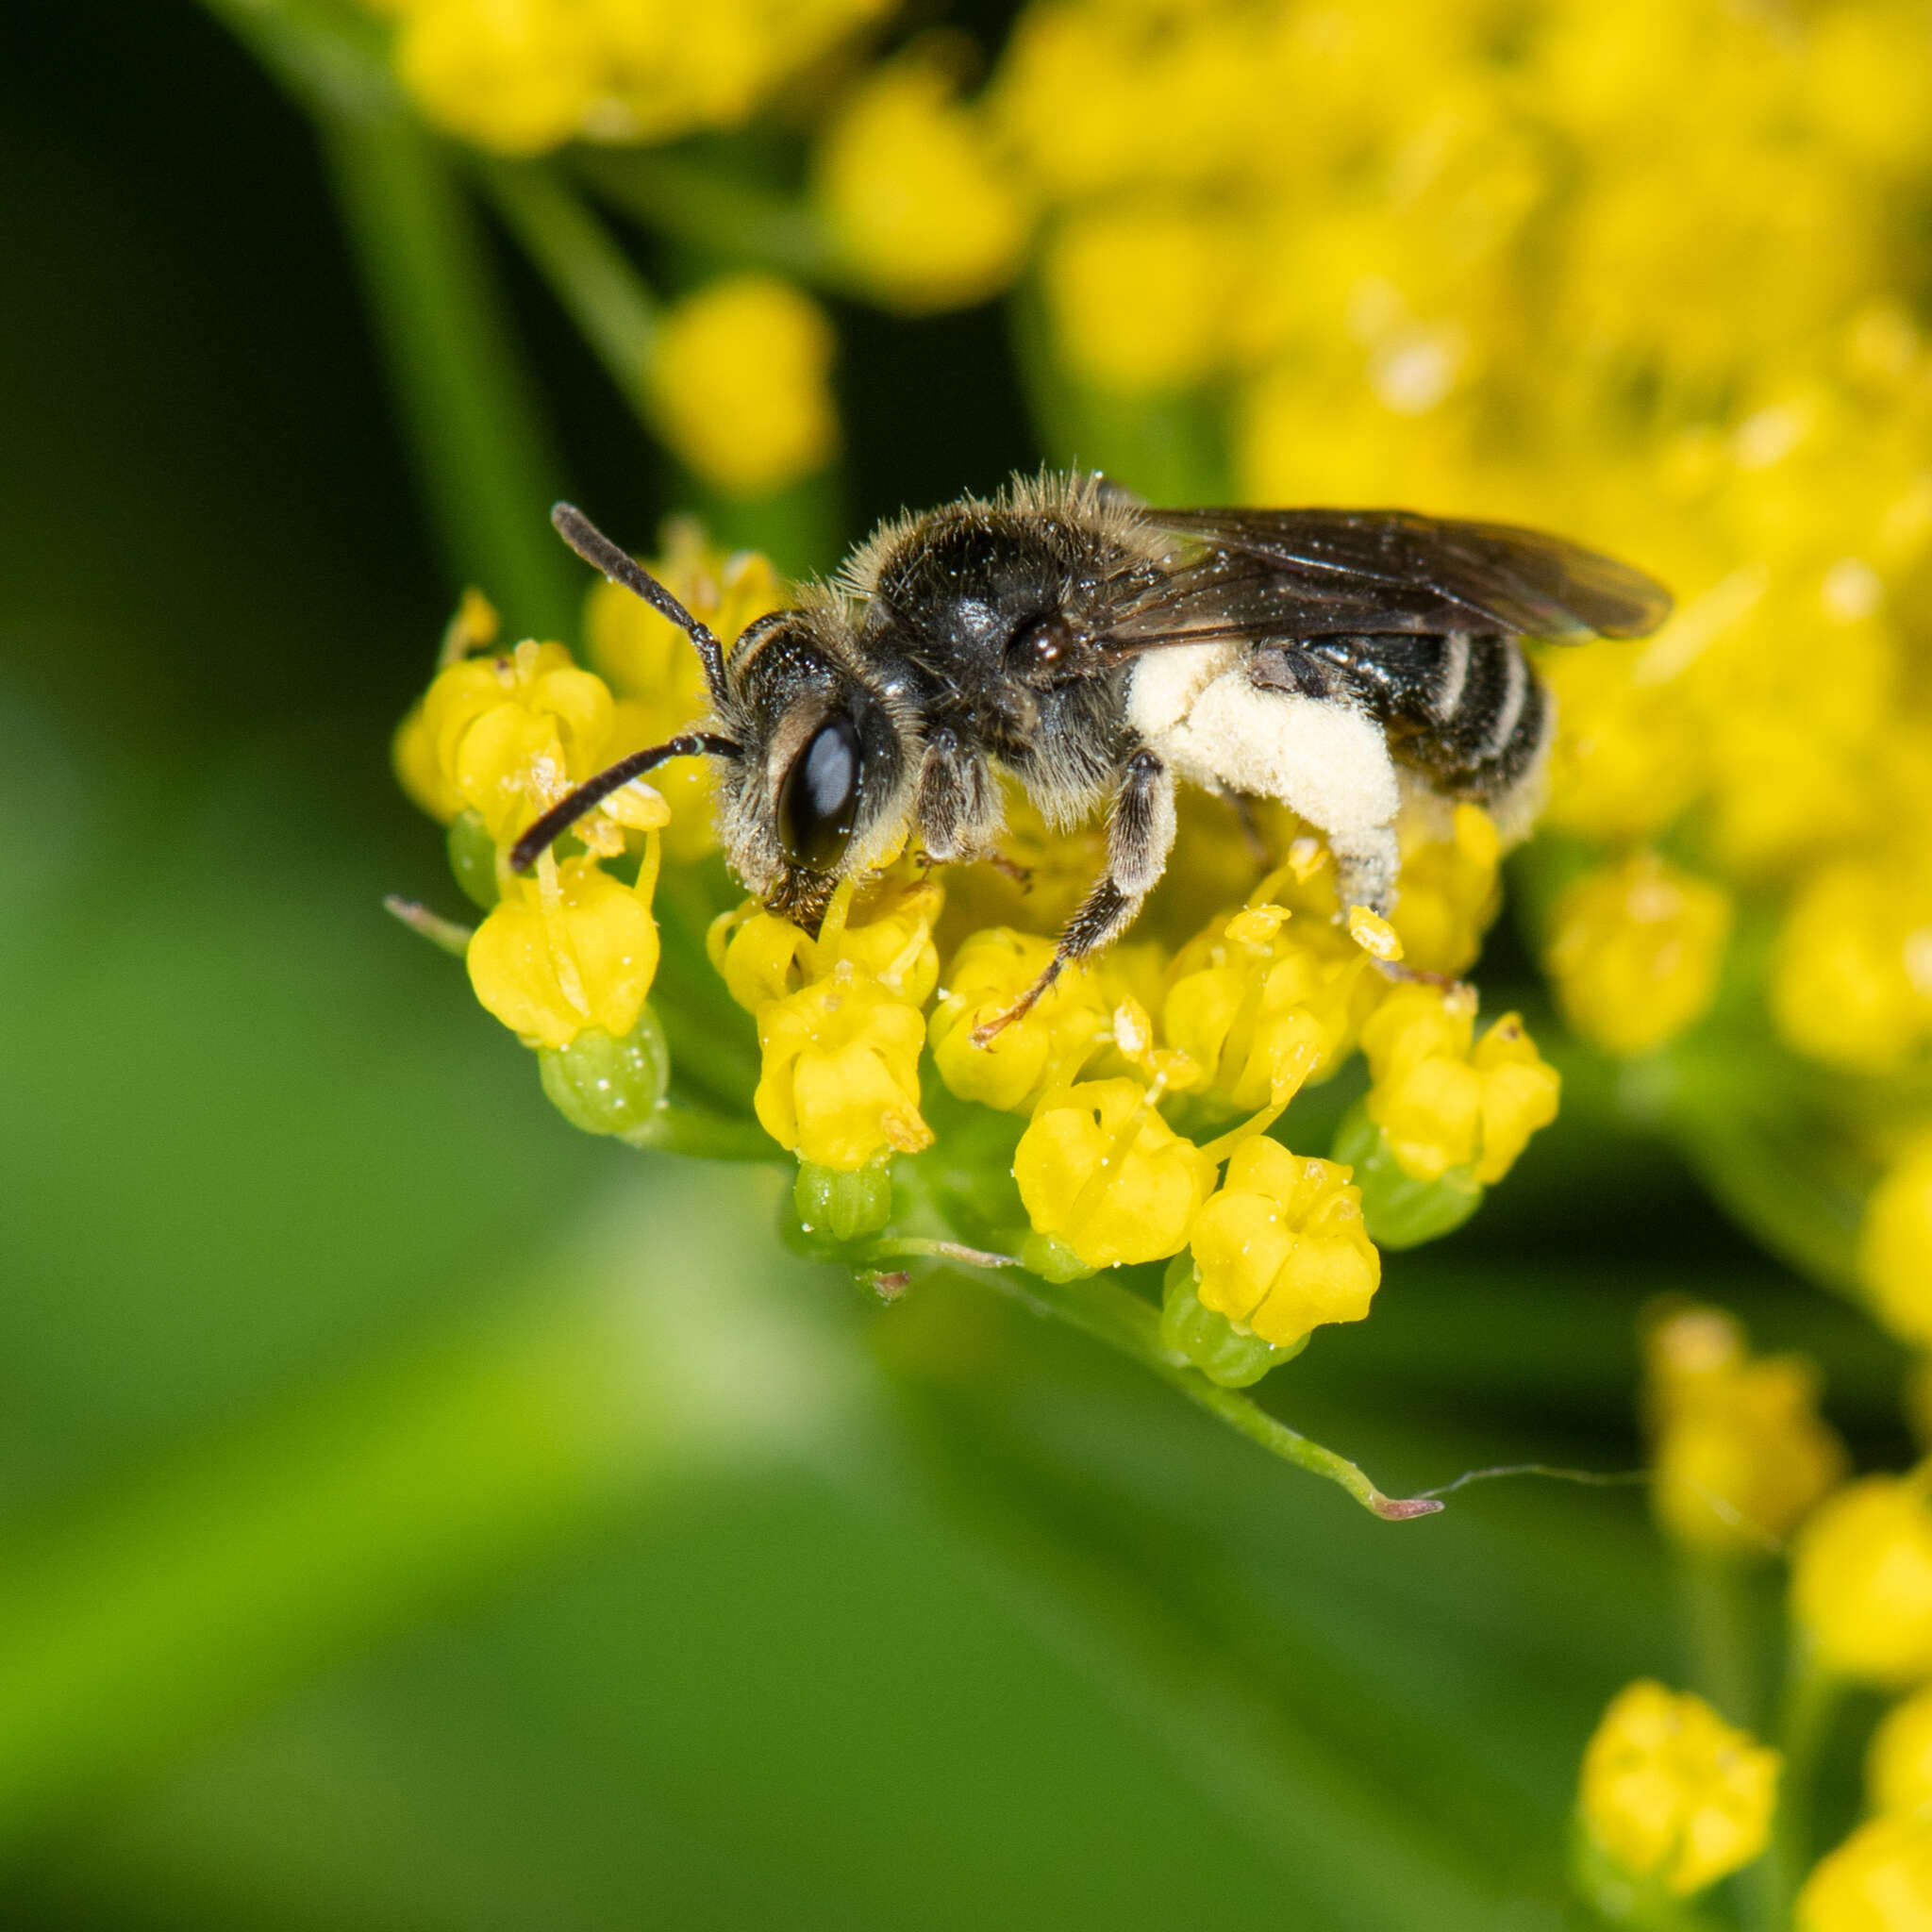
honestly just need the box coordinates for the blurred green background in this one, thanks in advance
[0,5,1910,1925]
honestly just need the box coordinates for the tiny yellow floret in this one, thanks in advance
[1578,1680,1780,1897]
[1863,1137,1932,1348]
[1643,1304,1847,1557]
[1013,1078,1211,1270]
[1190,1138,1380,1349]
[1546,853,1733,1058]
[1772,860,1932,1074]
[1798,1812,1932,1932]
[1791,1470,1932,1685]
[929,928,1108,1112]
[1868,1683,1932,1816]
[466,853,660,1050]
[649,275,839,499]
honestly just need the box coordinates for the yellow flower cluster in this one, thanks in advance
[1642,1305,1846,1558]
[363,0,892,156]
[1577,1680,1780,1897]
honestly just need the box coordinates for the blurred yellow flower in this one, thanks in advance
[1389,804,1501,978]
[1773,860,1932,1074]
[1799,1812,1932,1932]
[1190,1138,1379,1349]
[1642,1304,1846,1557]
[1791,1471,1932,1684]
[467,851,660,1049]
[1577,1680,1780,1897]
[648,275,839,499]
[1013,1077,1211,1270]
[1359,986,1559,1186]
[1862,1137,1932,1348]
[1868,1682,1932,1816]
[814,47,1032,314]
[1546,854,1733,1058]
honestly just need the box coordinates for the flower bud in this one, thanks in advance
[537,1004,671,1140]
[1791,1471,1932,1684]
[1545,853,1732,1058]
[1189,1137,1379,1348]
[1576,1681,1780,1899]
[1013,1078,1211,1270]
[1642,1304,1846,1558]
[1159,1254,1306,1388]
[1798,1812,1932,1932]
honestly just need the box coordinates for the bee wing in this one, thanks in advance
[1106,508,1672,650]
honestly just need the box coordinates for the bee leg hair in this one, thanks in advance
[915,725,1002,863]
[972,748,1174,1047]
[1327,824,1400,920]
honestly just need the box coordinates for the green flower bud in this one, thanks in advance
[1332,1100,1484,1249]
[1160,1254,1306,1387]
[792,1158,893,1247]
[446,808,500,910]
[537,1004,671,1139]
[1021,1229,1097,1283]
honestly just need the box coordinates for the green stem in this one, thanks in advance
[476,159,658,419]
[1754,1638,1840,1932]
[626,1103,780,1162]
[320,107,578,638]
[1676,1553,1762,1730]
[990,1267,1440,1521]
[574,149,859,295]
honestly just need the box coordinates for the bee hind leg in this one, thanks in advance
[973,748,1174,1047]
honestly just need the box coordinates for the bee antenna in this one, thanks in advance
[551,502,730,708]
[508,731,741,874]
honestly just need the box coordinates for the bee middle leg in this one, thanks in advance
[972,748,1174,1047]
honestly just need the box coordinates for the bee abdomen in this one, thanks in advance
[1311,630,1551,802]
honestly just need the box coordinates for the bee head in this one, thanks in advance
[715,607,914,931]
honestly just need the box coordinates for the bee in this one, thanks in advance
[514,474,1671,1040]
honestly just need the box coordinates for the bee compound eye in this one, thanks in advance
[777,713,863,872]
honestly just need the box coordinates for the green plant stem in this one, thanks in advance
[574,149,860,294]
[477,159,658,419]
[1754,1639,1840,1932]
[321,108,579,639]
[1677,1553,1762,1730]
[627,1103,780,1162]
[990,1266,1440,1520]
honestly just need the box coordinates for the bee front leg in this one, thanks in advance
[972,748,1174,1047]
[916,726,1002,864]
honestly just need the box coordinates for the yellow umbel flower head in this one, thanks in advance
[1189,1138,1380,1350]
[1013,1077,1212,1272]
[1798,1812,1932,1932]
[1359,985,1560,1186]
[1546,853,1734,1058]
[1577,1681,1780,1898]
[1863,1137,1932,1348]
[1642,1304,1846,1557]
[648,275,839,499]
[1791,1469,1932,1685]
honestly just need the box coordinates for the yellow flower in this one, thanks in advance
[1862,1137,1932,1348]
[1546,854,1733,1058]
[1190,1138,1380,1349]
[1041,203,1244,393]
[1161,906,1363,1112]
[1642,1304,1846,1557]
[1791,1471,1932,1685]
[814,47,1032,314]
[1389,804,1502,977]
[1359,986,1560,1185]
[584,520,783,863]
[1798,1812,1932,1932]
[754,959,932,1172]
[1869,1683,1932,1816]
[648,275,839,498]
[392,0,603,157]
[928,928,1108,1113]
[466,852,660,1049]
[408,639,619,844]
[1013,1078,1212,1270]
[1773,859,1932,1074]
[1577,1681,1780,1897]
[713,878,942,1015]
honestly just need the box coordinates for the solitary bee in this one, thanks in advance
[515,475,1671,1038]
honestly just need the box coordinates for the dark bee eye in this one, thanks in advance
[777,714,863,871]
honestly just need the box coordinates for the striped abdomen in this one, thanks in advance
[1307,631,1552,804]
